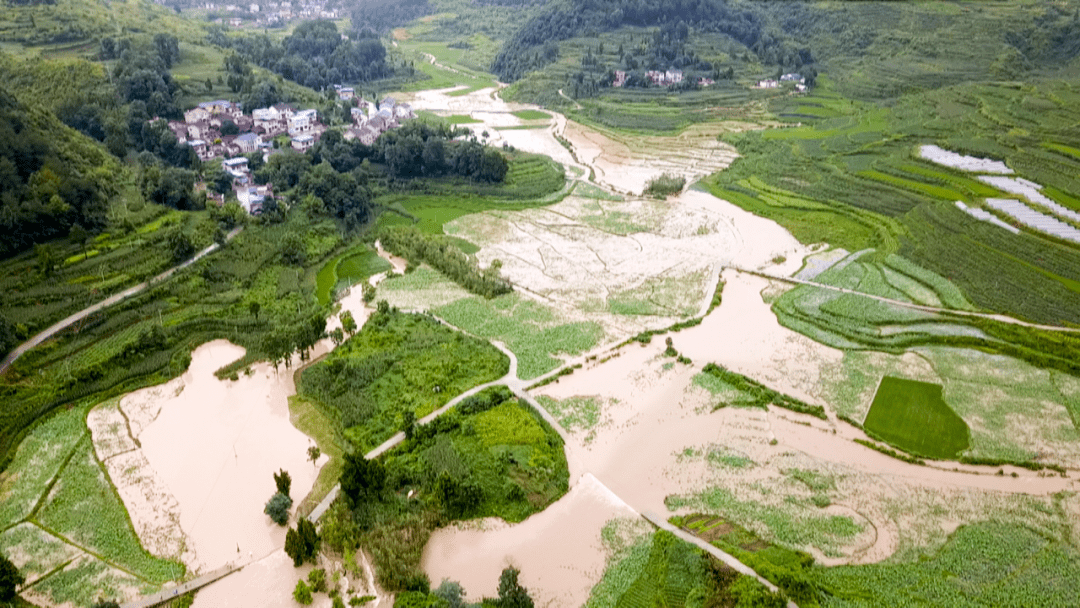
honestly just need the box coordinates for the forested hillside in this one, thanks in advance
[0,86,127,258]
[492,0,811,82]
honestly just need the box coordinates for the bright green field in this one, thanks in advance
[445,114,482,124]
[862,376,969,460]
[511,110,550,120]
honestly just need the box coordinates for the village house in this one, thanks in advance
[291,133,316,152]
[757,79,779,88]
[344,123,380,146]
[233,132,262,154]
[338,86,355,101]
[288,109,318,135]
[222,156,249,177]
[612,70,628,88]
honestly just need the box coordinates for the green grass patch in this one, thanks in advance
[511,110,550,120]
[35,437,184,582]
[288,395,346,519]
[445,114,482,124]
[534,395,602,434]
[697,363,826,419]
[435,294,604,380]
[862,376,970,460]
[298,309,509,453]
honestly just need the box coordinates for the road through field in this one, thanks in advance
[0,226,244,375]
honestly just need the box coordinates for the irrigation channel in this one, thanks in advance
[0,226,245,375]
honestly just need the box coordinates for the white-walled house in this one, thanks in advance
[291,133,315,152]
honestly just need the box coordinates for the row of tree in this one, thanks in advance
[379,225,512,299]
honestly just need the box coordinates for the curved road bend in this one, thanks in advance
[0,226,244,375]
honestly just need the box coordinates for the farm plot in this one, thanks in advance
[35,437,185,583]
[862,376,970,460]
[435,294,604,380]
[0,404,89,529]
[815,523,1080,608]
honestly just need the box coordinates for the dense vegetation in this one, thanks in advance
[491,0,810,83]
[320,386,568,593]
[214,21,394,91]
[298,307,509,452]
[587,527,788,608]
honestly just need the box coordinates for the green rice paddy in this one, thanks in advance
[862,376,969,460]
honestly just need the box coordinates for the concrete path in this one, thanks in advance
[120,563,241,608]
[643,512,798,608]
[0,226,244,375]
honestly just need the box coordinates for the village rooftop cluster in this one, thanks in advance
[195,0,342,29]
[756,72,808,91]
[168,91,414,214]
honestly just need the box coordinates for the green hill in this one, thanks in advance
[0,84,132,257]
[0,0,209,53]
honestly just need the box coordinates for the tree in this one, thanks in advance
[284,527,304,566]
[495,566,533,608]
[274,468,292,497]
[340,310,357,335]
[264,491,292,525]
[284,518,320,566]
[435,471,482,518]
[330,327,344,346]
[249,301,261,320]
[401,409,417,439]
[307,445,321,468]
[0,554,24,602]
[293,579,313,605]
[340,451,385,508]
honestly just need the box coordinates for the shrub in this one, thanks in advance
[264,491,293,526]
[293,579,313,605]
[643,172,686,197]
[308,568,327,593]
